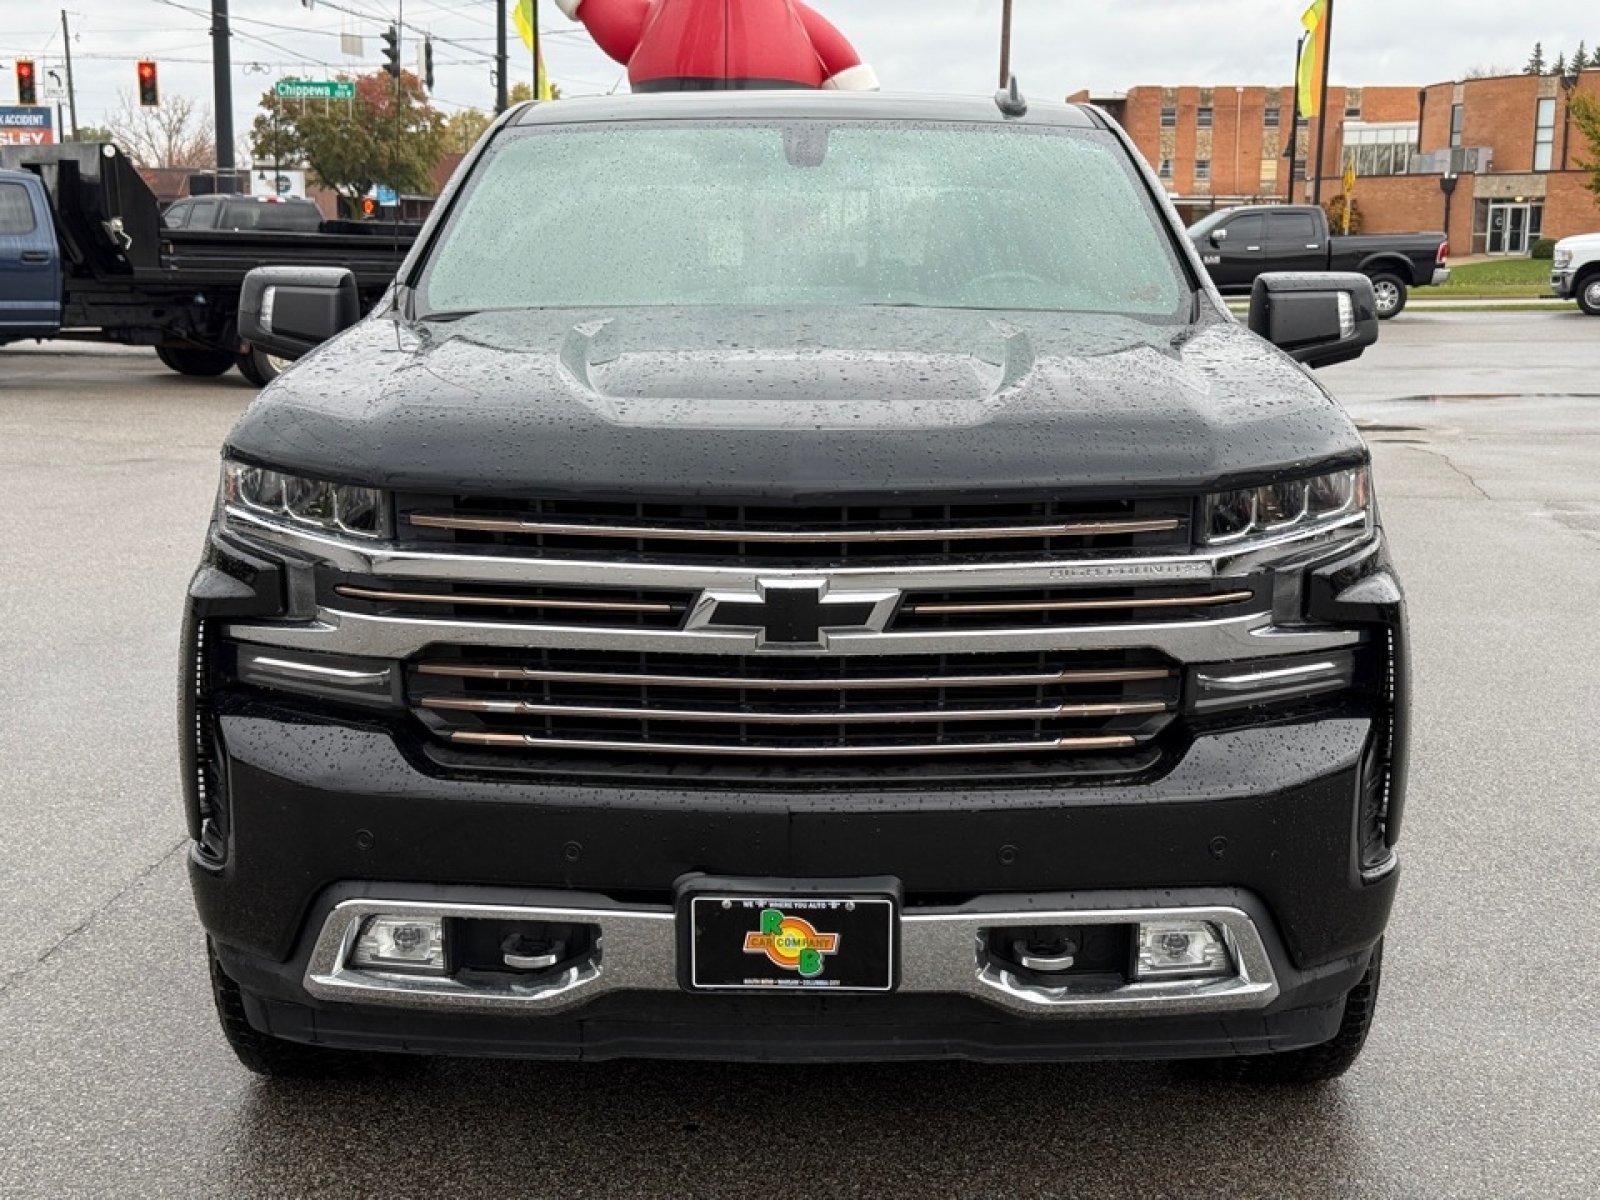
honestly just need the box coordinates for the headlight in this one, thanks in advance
[1202,467,1370,548]
[1553,248,1573,270]
[222,460,390,540]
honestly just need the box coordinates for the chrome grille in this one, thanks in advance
[395,494,1192,566]
[321,578,695,631]
[893,583,1263,631]
[407,650,1180,762]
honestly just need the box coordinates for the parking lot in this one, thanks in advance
[2,311,1598,1199]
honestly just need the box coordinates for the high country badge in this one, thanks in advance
[743,909,841,978]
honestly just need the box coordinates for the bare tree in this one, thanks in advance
[106,91,216,169]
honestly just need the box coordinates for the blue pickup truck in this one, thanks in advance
[0,168,61,343]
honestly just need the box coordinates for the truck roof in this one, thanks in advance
[510,90,1104,130]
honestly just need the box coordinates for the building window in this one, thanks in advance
[1197,106,1214,129]
[1345,98,1362,118]
[1194,159,1212,181]
[1158,158,1173,180]
[1264,105,1281,128]
[1534,97,1556,171]
[1160,106,1177,127]
[1343,122,1420,177]
[1450,104,1464,148]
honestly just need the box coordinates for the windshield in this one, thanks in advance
[421,121,1190,318]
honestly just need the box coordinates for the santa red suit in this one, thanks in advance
[555,0,880,93]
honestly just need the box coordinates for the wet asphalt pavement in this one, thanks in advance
[2,312,1598,1199]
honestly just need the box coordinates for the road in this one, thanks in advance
[2,314,1598,1199]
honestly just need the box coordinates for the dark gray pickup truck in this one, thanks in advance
[1190,204,1449,318]
[185,89,1408,1084]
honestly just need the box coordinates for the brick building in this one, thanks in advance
[1070,70,1600,254]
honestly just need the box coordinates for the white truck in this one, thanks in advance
[1552,233,1600,316]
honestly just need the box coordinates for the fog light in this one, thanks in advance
[1135,921,1230,980]
[350,915,447,976]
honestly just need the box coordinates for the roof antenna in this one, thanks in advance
[995,75,1027,117]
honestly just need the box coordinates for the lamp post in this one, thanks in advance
[1234,86,1244,199]
[1560,67,1580,170]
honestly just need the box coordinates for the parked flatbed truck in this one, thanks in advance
[0,143,413,385]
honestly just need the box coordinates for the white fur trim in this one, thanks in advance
[554,0,583,20]
[823,63,880,92]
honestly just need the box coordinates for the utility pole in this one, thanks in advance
[212,0,235,175]
[496,0,509,113]
[60,10,79,139]
[999,0,1013,88]
[1311,0,1335,207]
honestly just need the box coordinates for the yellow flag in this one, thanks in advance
[513,0,553,100]
[1298,0,1328,118]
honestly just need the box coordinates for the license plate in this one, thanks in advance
[684,892,898,993]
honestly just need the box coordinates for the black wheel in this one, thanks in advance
[1368,273,1407,319]
[1183,941,1383,1085]
[156,345,237,377]
[207,941,409,1079]
[236,345,290,387]
[1577,273,1600,317]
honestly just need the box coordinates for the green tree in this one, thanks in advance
[1553,52,1568,77]
[1526,42,1546,75]
[69,124,115,145]
[1573,42,1590,71]
[1570,92,1600,209]
[249,71,446,206]
[445,107,493,153]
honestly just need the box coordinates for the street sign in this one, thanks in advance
[0,106,53,146]
[274,80,356,101]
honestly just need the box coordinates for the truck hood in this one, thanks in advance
[227,307,1365,500]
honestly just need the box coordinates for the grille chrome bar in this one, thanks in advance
[904,590,1256,617]
[409,513,1182,542]
[333,584,679,615]
[415,663,1174,690]
[419,696,1170,723]
[448,731,1140,757]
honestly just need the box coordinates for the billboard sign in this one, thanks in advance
[0,106,53,146]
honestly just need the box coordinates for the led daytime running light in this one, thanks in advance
[224,461,390,540]
[1203,468,1369,547]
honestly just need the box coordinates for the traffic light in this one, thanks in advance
[423,37,434,90]
[137,60,160,107]
[381,25,401,79]
[15,59,37,106]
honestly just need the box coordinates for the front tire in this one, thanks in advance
[207,942,408,1079]
[1183,940,1383,1085]
[1368,273,1407,319]
[155,345,237,377]
[236,346,290,387]
[1577,273,1600,317]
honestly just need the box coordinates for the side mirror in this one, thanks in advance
[1248,272,1379,370]
[1209,228,1228,246]
[238,266,360,362]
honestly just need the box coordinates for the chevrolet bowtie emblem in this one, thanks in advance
[687,580,900,648]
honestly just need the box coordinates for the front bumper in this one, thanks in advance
[193,708,1396,1061]
[1551,270,1573,298]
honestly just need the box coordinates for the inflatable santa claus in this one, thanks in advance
[554,0,880,93]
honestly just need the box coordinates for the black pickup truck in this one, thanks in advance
[184,90,1408,1083]
[1190,204,1449,318]
[0,143,412,385]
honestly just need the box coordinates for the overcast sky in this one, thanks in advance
[5,0,1598,148]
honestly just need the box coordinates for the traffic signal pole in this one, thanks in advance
[212,0,235,172]
[496,0,509,114]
